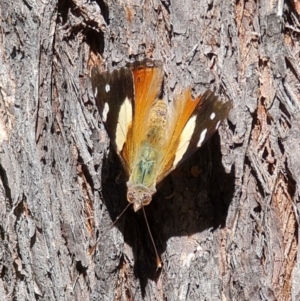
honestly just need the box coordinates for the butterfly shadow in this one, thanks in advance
[99,133,235,295]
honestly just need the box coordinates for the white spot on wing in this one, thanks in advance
[102,103,109,122]
[210,112,216,120]
[173,115,197,167]
[94,87,98,98]
[197,128,207,147]
[216,121,221,130]
[105,84,110,93]
[116,97,132,152]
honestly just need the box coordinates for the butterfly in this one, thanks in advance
[91,59,231,212]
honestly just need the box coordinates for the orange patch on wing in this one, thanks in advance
[121,63,164,174]
[157,88,202,182]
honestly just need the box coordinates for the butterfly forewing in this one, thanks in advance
[157,89,231,183]
[156,88,202,182]
[91,66,134,170]
[176,90,231,164]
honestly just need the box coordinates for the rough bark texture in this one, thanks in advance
[1,0,300,300]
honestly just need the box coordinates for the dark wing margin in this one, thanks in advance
[177,90,232,165]
[91,65,134,158]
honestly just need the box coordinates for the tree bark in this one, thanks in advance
[1,0,300,300]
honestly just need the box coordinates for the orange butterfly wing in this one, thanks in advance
[157,89,231,183]
[121,60,164,174]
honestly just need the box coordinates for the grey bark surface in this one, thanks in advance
[0,0,300,300]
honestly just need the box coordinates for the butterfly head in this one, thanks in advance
[127,183,156,212]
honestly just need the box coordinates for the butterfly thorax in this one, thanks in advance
[127,100,168,211]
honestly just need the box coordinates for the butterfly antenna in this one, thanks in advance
[142,206,162,268]
[88,202,131,255]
